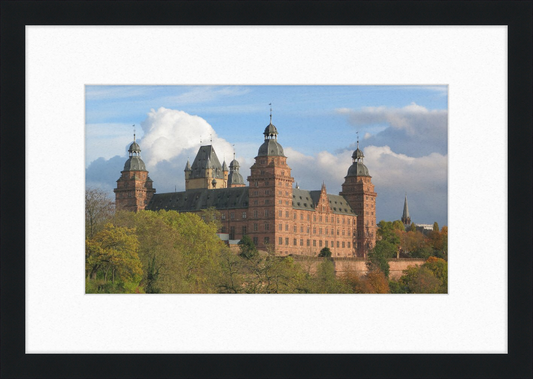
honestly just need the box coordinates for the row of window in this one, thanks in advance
[277,237,351,249]
[249,236,353,249]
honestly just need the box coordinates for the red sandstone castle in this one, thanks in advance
[114,118,377,257]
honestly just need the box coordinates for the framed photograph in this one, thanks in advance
[2,1,531,377]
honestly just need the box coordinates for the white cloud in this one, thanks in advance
[336,103,447,157]
[140,107,235,167]
[285,144,447,225]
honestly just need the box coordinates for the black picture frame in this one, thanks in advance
[1,1,531,378]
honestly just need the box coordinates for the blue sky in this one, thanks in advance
[86,85,448,226]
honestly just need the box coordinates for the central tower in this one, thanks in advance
[339,140,377,257]
[247,111,294,251]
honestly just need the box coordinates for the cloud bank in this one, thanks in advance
[87,107,248,196]
[87,105,448,226]
[336,103,447,157]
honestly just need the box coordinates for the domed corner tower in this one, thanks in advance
[114,134,156,212]
[247,112,294,252]
[339,140,377,258]
[228,152,245,188]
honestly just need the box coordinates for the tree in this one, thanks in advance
[313,259,348,293]
[367,240,396,277]
[238,235,258,260]
[433,222,439,232]
[318,247,332,258]
[423,257,448,293]
[85,187,114,239]
[409,222,417,232]
[85,223,143,293]
[396,257,447,294]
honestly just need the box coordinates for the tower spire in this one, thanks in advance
[269,103,272,124]
[133,124,136,142]
[401,194,411,226]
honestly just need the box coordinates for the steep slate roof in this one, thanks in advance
[146,187,249,212]
[189,145,225,179]
[292,188,356,215]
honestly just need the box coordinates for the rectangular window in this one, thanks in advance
[279,237,283,245]
[325,241,328,247]
[313,227,316,234]
[319,228,322,235]
[319,240,323,247]
[342,230,345,236]
[279,210,283,217]
[230,212,235,219]
[300,214,303,220]
[300,226,303,233]
[279,223,282,231]
[286,211,289,217]
[254,223,258,231]
[307,227,310,233]
[313,240,316,247]
[286,238,289,245]
[314,215,316,222]
[293,238,297,246]
[300,239,303,246]
[325,216,328,222]
[221,213,226,220]
[221,226,226,233]
[331,241,334,247]
[264,237,269,245]
[342,242,345,248]
[307,239,310,246]
[254,210,258,218]
[265,210,269,217]
[242,226,247,236]
[242,212,246,219]
[294,213,297,219]
[337,230,339,235]
[319,216,322,222]
[347,242,350,248]
[337,241,340,248]
[325,228,328,235]
[265,199,269,205]
[230,226,235,240]
[253,237,258,245]
[265,223,269,231]
[285,224,288,231]
[294,225,297,232]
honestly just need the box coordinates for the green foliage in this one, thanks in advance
[85,223,143,286]
[367,240,396,277]
[85,202,448,294]
[312,259,350,293]
[318,247,332,258]
[433,222,439,232]
[238,235,258,260]
[377,220,401,246]
[396,257,448,293]
[409,223,417,232]
[423,257,448,292]
[410,246,435,259]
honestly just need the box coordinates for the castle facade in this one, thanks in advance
[114,118,377,258]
